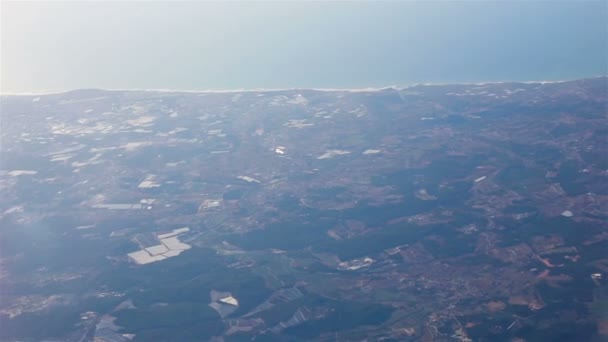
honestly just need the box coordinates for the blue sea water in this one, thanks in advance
[1,1,606,93]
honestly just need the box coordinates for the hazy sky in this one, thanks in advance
[1,1,607,93]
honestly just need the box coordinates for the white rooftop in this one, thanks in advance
[219,296,239,306]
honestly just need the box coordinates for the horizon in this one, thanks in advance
[2,75,605,96]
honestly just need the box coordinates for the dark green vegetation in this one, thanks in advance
[284,300,394,338]
[114,303,223,341]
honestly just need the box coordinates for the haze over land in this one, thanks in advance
[1,77,607,341]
